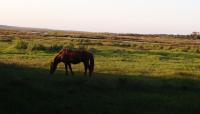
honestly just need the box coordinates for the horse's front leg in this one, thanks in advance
[68,63,74,76]
[64,63,68,76]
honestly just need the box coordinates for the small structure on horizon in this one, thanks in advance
[191,32,200,36]
[191,32,200,39]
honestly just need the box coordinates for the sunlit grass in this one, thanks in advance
[1,38,200,79]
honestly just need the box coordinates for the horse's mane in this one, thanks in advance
[54,48,67,60]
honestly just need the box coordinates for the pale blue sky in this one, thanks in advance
[0,0,200,34]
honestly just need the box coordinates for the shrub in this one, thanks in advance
[131,44,137,48]
[65,43,75,50]
[136,45,145,50]
[112,42,131,47]
[165,46,174,50]
[190,47,200,53]
[119,42,131,47]
[27,42,46,51]
[152,45,164,50]
[14,39,28,49]
[0,36,13,42]
[78,45,88,50]
[77,39,92,45]
[49,44,64,52]
[94,41,103,46]
[181,46,191,52]
[195,48,200,53]
[89,48,99,53]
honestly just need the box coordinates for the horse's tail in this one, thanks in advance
[89,53,94,76]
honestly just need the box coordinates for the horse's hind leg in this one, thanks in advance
[83,61,89,76]
[68,63,74,76]
[89,65,92,76]
[64,63,68,76]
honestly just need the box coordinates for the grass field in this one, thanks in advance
[1,29,200,114]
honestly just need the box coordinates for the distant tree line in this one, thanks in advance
[1,28,200,40]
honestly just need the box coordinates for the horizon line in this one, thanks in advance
[0,24,195,36]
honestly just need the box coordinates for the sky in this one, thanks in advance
[0,0,200,34]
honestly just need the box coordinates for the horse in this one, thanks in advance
[50,48,94,76]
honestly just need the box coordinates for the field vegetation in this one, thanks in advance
[1,27,200,114]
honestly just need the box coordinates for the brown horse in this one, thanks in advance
[50,48,94,76]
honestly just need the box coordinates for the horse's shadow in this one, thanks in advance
[1,61,200,92]
[1,62,200,114]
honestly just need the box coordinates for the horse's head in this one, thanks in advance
[50,48,67,74]
[50,61,57,74]
[50,57,61,74]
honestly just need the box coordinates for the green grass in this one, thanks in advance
[1,38,200,78]
[1,62,200,114]
[1,36,200,114]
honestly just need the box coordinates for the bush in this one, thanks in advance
[89,48,99,53]
[77,39,92,45]
[0,36,13,42]
[165,46,174,50]
[94,41,103,46]
[48,44,64,52]
[112,42,131,47]
[135,45,145,50]
[131,44,137,48]
[27,42,46,51]
[14,39,28,49]
[181,46,191,52]
[152,45,164,50]
[195,48,200,53]
[78,45,87,50]
[65,43,76,50]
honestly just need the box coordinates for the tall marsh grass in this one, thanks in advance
[13,39,64,52]
[13,39,28,49]
[48,44,64,52]
[27,41,46,51]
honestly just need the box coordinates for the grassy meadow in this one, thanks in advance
[1,28,200,114]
